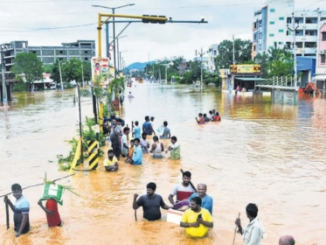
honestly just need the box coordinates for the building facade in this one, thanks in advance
[314,21,326,89]
[252,0,326,59]
[1,40,95,78]
[207,44,218,72]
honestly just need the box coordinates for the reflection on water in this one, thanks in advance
[0,85,326,245]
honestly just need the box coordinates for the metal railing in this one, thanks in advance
[256,76,296,87]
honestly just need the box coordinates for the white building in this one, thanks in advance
[252,0,326,58]
[207,44,219,72]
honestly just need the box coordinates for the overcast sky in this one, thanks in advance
[0,0,325,66]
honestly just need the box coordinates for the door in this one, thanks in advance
[317,80,324,90]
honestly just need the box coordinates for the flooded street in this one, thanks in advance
[1,83,326,245]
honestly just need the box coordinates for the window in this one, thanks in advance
[270,8,275,12]
[279,29,284,33]
[60,51,63,54]
[270,21,275,25]
[321,17,326,21]
[259,44,262,50]
[305,30,317,36]
[306,17,317,24]
[296,42,303,48]
[279,17,284,20]
[253,45,256,51]
[321,54,325,64]
[259,32,262,39]
[305,42,317,48]
[287,17,292,24]
[279,42,284,45]
[295,30,303,36]
[84,51,88,54]
[294,17,304,24]
[269,33,275,37]
[322,32,326,41]
[286,42,291,48]
[287,30,292,36]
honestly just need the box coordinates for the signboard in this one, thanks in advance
[230,64,261,74]
[91,57,110,82]
[219,69,230,78]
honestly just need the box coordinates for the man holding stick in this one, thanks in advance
[4,184,30,237]
[168,171,196,208]
[235,203,264,245]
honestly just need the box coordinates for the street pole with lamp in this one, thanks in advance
[196,48,205,88]
[287,11,299,89]
[115,35,127,71]
[92,3,135,78]
[164,62,174,84]
[1,44,8,106]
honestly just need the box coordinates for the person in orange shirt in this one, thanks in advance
[38,198,62,227]
[213,112,221,122]
[125,139,135,164]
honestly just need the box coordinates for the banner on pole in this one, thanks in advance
[91,57,110,82]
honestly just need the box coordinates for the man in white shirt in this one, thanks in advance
[168,171,196,205]
[235,203,264,245]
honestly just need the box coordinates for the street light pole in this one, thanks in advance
[92,3,135,78]
[287,11,299,89]
[1,45,8,106]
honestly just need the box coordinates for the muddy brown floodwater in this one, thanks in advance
[1,84,326,245]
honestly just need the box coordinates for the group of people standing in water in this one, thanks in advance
[103,114,181,172]
[196,109,221,124]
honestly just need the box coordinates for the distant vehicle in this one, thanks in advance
[49,83,57,89]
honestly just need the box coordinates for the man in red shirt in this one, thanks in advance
[38,198,62,227]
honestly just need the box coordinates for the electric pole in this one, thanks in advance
[232,35,236,65]
[1,45,8,106]
[287,11,299,89]
[196,48,205,87]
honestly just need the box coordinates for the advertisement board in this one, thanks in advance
[91,57,110,82]
[230,64,261,74]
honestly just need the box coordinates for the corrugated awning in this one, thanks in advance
[235,77,267,81]
[312,75,326,81]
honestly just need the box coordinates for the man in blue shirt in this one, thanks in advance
[188,183,213,214]
[131,138,143,165]
[142,116,155,136]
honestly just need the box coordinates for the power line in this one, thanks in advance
[0,0,325,4]
[0,23,96,32]
[1,0,326,20]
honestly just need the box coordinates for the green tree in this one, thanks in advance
[50,60,64,84]
[43,64,53,73]
[215,39,253,68]
[63,58,83,83]
[254,53,269,78]
[267,43,293,77]
[82,61,92,82]
[268,52,293,77]
[11,53,43,90]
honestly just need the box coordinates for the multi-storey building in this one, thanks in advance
[207,44,219,72]
[314,21,326,90]
[252,0,326,58]
[1,40,95,77]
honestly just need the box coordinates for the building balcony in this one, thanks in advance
[298,23,318,30]
[297,48,317,54]
[296,36,318,42]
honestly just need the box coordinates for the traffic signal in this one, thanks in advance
[142,15,167,24]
